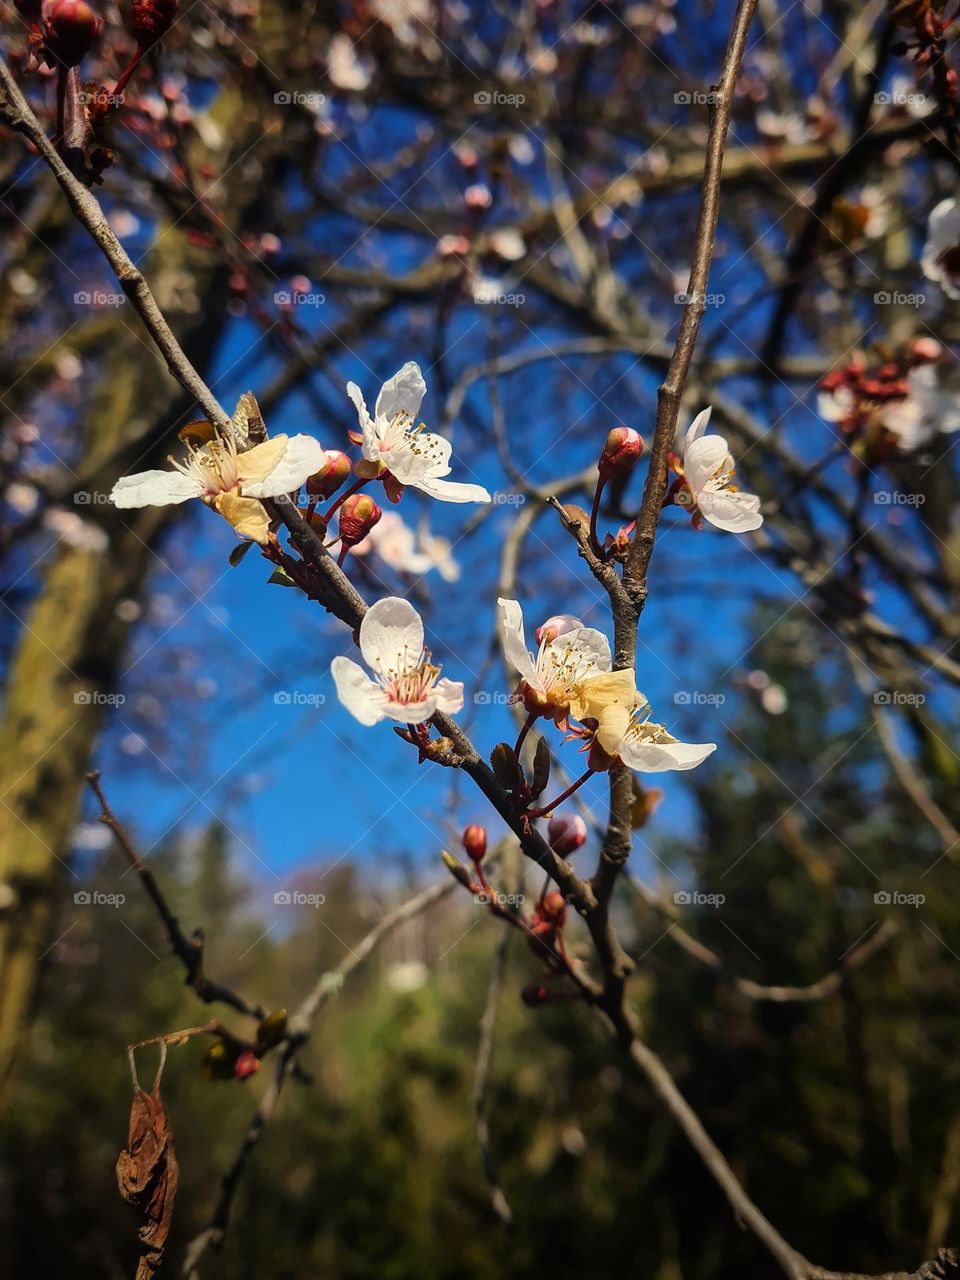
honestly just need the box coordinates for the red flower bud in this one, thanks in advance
[547,813,587,857]
[306,449,352,499]
[128,0,178,46]
[521,984,549,1007]
[535,614,579,646]
[541,891,567,927]
[233,1050,261,1080]
[43,0,102,66]
[599,426,643,475]
[338,493,381,547]
[462,824,487,864]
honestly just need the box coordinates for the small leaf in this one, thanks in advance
[116,1077,179,1278]
[255,1009,288,1051]
[229,540,254,567]
[178,418,216,446]
[490,742,520,789]
[267,566,297,588]
[630,777,664,829]
[441,849,475,890]
[531,736,551,797]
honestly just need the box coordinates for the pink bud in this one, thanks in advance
[541,891,567,926]
[599,426,643,475]
[128,0,177,46]
[43,0,102,66]
[548,813,587,857]
[338,493,381,547]
[464,183,492,211]
[910,337,942,364]
[233,1050,260,1080]
[462,824,487,864]
[306,450,351,499]
[535,614,580,646]
[437,234,471,257]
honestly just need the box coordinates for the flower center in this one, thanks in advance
[383,411,446,467]
[171,433,241,496]
[380,647,442,707]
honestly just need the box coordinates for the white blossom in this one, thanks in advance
[680,407,763,533]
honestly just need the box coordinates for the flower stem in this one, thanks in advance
[322,475,369,525]
[525,769,595,820]
[514,712,535,760]
[111,44,147,104]
[589,475,606,559]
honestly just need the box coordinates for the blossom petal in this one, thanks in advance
[683,406,713,449]
[359,596,424,676]
[497,598,536,683]
[374,361,426,425]
[412,474,491,503]
[331,655,389,725]
[684,433,730,494]
[214,492,271,544]
[242,434,328,498]
[346,381,379,461]
[618,737,717,772]
[698,489,763,533]
[432,677,464,715]
[230,391,262,441]
[110,468,201,508]
[383,430,454,485]
[922,198,960,299]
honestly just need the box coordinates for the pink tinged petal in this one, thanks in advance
[618,738,717,772]
[359,596,424,676]
[381,698,432,723]
[561,626,612,675]
[683,434,730,494]
[698,490,763,533]
[243,434,328,498]
[497,598,537,683]
[110,468,202,508]
[374,361,426,424]
[411,474,491,503]
[683,405,713,449]
[331,656,389,725]
[346,381,379,461]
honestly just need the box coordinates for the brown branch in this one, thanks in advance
[85,772,265,1020]
[473,927,513,1227]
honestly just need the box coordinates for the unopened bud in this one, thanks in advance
[548,813,587,856]
[599,426,643,475]
[462,824,487,864]
[128,0,177,46]
[535,614,580,646]
[306,449,351,499]
[233,1050,261,1080]
[541,891,567,927]
[464,183,493,211]
[521,984,549,1007]
[43,0,102,66]
[338,493,381,547]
